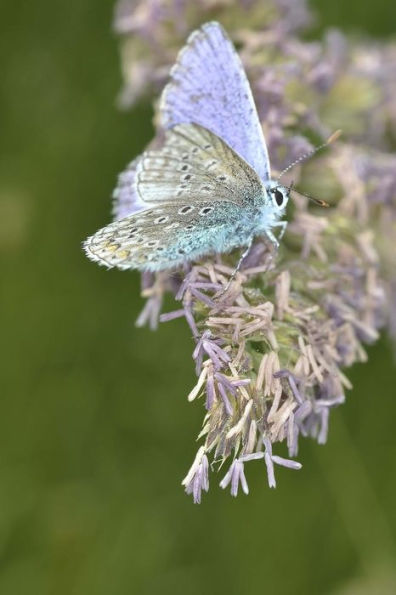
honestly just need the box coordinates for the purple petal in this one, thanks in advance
[317,408,329,445]
[219,459,249,497]
[274,369,303,403]
[159,309,186,322]
[135,296,162,330]
[189,287,217,308]
[216,382,233,417]
[219,464,233,490]
[271,455,302,470]
[203,342,229,371]
[215,373,237,395]
[239,464,249,495]
[265,452,276,488]
[239,452,265,463]
[205,373,216,410]
[295,400,312,421]
[183,304,199,338]
[263,436,273,456]
[183,450,209,504]
[231,463,240,497]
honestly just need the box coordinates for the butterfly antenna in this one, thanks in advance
[291,188,330,208]
[278,129,342,182]
[287,174,329,208]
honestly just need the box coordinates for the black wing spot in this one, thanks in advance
[206,160,217,169]
[155,216,168,224]
[179,205,194,214]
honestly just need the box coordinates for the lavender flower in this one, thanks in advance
[112,0,396,500]
[219,458,249,497]
[181,446,209,504]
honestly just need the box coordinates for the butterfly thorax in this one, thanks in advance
[237,190,286,238]
[248,180,289,227]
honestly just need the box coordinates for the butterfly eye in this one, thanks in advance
[273,188,285,207]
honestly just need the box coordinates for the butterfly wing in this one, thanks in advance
[112,156,146,219]
[112,22,269,220]
[84,124,264,271]
[136,123,263,205]
[160,21,270,182]
[84,198,247,272]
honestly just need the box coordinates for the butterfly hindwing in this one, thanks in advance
[160,22,271,181]
[84,198,249,272]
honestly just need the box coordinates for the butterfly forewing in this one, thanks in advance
[160,22,270,181]
[112,156,146,220]
[136,123,263,205]
[111,22,271,224]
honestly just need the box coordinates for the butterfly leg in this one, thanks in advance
[265,230,279,249]
[220,236,254,295]
[266,221,288,249]
[273,220,288,240]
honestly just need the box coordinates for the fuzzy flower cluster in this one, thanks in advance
[113,0,396,501]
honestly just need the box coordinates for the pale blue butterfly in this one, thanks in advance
[83,22,295,272]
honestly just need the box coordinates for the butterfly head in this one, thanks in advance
[266,180,290,212]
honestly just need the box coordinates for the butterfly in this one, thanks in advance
[84,21,291,272]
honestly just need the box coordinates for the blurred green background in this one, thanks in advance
[1,1,396,593]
